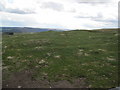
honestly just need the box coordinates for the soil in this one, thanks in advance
[2,70,89,88]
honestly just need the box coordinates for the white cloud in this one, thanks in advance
[0,0,118,29]
[40,2,64,11]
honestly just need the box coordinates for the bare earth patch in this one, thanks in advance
[3,70,88,88]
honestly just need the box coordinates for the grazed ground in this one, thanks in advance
[2,29,118,88]
[3,70,88,88]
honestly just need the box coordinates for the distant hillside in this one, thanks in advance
[1,27,64,33]
[73,28,118,32]
[92,28,118,31]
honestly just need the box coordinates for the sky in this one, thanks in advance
[0,0,119,30]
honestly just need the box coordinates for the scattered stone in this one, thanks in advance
[42,72,48,76]
[39,60,46,64]
[29,56,32,58]
[102,75,106,77]
[6,85,8,87]
[35,47,43,49]
[47,53,51,56]
[89,85,92,88]
[107,57,115,61]
[84,53,89,56]
[77,52,83,56]
[35,65,39,68]
[98,49,106,52]
[114,34,118,36]
[79,49,84,52]
[7,56,13,59]
[77,49,84,56]
[4,46,7,48]
[54,55,61,59]
[21,60,27,63]
[18,86,22,88]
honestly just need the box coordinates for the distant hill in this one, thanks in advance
[73,28,118,32]
[1,27,118,33]
[1,27,64,33]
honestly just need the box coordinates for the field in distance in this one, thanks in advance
[2,29,119,88]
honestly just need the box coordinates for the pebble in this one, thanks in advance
[18,86,22,88]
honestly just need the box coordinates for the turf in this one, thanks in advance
[2,29,119,88]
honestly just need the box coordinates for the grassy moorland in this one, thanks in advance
[2,29,118,88]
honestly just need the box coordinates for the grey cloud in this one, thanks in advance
[76,13,117,24]
[75,0,112,3]
[88,14,117,23]
[92,18,118,23]
[77,2,106,5]
[41,2,64,11]
[74,0,112,5]
[0,2,35,14]
[6,8,35,14]
[0,2,5,11]
[75,13,103,19]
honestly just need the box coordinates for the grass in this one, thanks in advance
[2,29,119,88]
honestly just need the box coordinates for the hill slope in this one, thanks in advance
[2,29,118,88]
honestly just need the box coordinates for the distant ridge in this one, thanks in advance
[1,27,118,33]
[1,27,65,33]
[72,28,118,31]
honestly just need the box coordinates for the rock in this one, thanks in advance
[18,86,22,88]
[7,56,13,59]
[54,55,61,59]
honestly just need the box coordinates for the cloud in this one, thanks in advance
[5,8,35,14]
[0,0,118,29]
[40,2,64,11]
[0,1,5,11]
[72,0,112,3]
[75,13,103,19]
[0,0,36,14]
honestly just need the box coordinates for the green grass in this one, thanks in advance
[2,30,119,88]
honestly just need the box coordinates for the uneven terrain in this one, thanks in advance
[2,29,118,88]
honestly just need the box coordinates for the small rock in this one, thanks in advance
[7,56,13,59]
[114,34,118,36]
[47,53,51,56]
[84,53,89,56]
[35,65,39,68]
[54,55,61,59]
[18,86,22,88]
[79,49,84,52]
[77,52,83,56]
[98,49,106,52]
[39,59,45,64]
[4,46,7,48]
[107,57,115,61]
